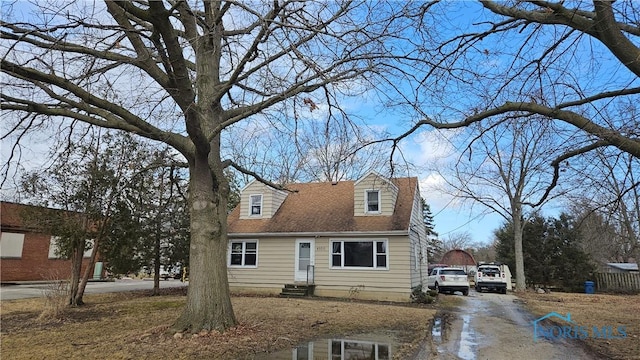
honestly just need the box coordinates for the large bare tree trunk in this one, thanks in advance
[172,149,236,332]
[512,206,526,291]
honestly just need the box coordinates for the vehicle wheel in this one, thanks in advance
[501,288,507,294]
[463,289,469,296]
[475,285,479,292]
[434,283,440,293]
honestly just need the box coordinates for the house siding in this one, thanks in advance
[408,185,429,288]
[228,237,293,290]
[228,235,413,301]
[238,181,287,219]
[353,173,399,217]
[314,235,411,301]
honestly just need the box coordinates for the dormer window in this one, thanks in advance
[250,194,263,216]
[366,190,380,213]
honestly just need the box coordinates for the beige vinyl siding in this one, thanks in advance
[227,234,414,301]
[268,188,288,216]
[228,237,294,293]
[238,181,287,219]
[313,235,412,301]
[408,187,429,287]
[353,173,399,217]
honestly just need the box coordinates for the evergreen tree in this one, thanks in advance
[495,213,595,291]
[421,198,443,261]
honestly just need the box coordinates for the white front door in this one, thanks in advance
[295,239,315,282]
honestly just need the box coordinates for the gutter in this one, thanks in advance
[228,230,410,238]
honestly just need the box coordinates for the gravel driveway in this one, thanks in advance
[427,290,597,360]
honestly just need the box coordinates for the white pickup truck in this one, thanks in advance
[427,267,470,296]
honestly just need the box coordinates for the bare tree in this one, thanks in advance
[391,1,640,173]
[1,1,432,332]
[299,120,391,182]
[571,148,640,264]
[442,232,474,253]
[433,118,567,290]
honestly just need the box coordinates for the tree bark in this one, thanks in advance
[75,239,100,305]
[68,240,85,306]
[172,149,236,332]
[154,224,161,296]
[512,205,526,291]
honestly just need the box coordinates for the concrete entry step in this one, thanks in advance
[280,284,315,297]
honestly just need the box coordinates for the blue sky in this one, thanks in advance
[4,0,630,247]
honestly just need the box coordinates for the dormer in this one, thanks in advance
[238,180,288,219]
[353,172,399,216]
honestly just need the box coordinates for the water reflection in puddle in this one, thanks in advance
[254,332,397,360]
[431,317,442,344]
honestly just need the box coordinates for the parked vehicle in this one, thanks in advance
[159,266,181,280]
[475,262,510,294]
[427,267,470,296]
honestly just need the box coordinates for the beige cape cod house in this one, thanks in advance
[226,172,428,301]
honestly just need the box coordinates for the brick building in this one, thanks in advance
[0,201,103,282]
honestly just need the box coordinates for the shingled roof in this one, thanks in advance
[227,177,418,234]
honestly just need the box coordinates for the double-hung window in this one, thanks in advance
[249,194,262,216]
[365,190,380,213]
[331,240,388,269]
[229,241,258,267]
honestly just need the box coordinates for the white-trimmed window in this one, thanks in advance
[0,232,25,258]
[365,190,380,213]
[229,240,258,267]
[331,240,388,269]
[249,194,263,216]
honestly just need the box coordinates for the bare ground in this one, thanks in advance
[0,288,438,359]
[517,291,640,359]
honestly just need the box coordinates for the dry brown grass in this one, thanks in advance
[1,289,437,359]
[517,291,640,360]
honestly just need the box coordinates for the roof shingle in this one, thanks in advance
[227,177,417,234]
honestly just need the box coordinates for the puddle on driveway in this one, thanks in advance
[254,332,398,360]
[431,316,442,344]
[432,311,477,360]
[457,314,476,360]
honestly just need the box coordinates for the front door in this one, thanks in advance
[295,239,315,283]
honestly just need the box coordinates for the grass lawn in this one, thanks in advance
[517,291,640,359]
[1,288,438,359]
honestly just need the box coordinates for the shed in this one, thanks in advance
[440,249,477,275]
[604,263,639,273]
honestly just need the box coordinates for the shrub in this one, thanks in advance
[411,285,436,304]
[38,272,69,321]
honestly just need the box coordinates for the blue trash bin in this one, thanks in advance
[585,281,595,294]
